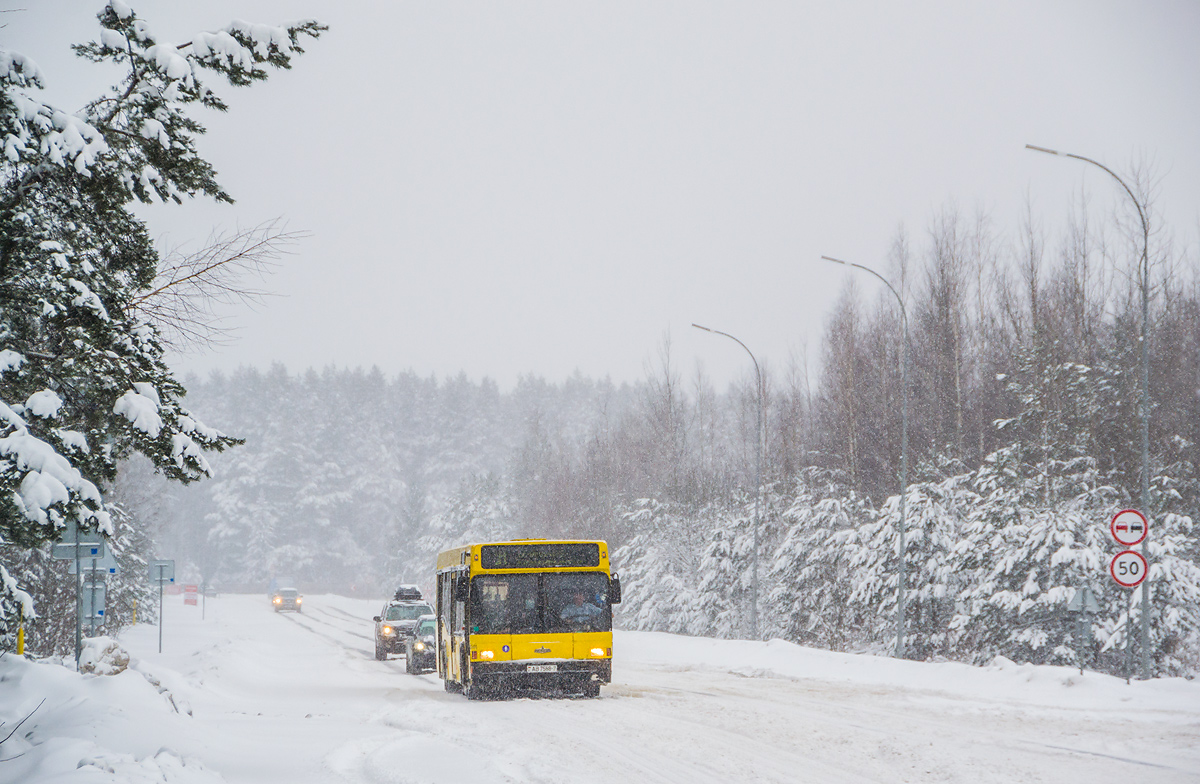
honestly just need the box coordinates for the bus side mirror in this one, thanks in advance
[610,574,622,605]
[454,580,469,603]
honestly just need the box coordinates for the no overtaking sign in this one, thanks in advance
[1110,509,1147,547]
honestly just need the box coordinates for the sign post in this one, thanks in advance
[52,523,104,669]
[1108,510,1149,683]
[1066,585,1100,674]
[148,560,175,653]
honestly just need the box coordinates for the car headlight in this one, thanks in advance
[295,597,302,603]
[273,597,281,604]
[413,641,425,652]
[382,626,393,635]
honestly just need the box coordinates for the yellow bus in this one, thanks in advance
[434,539,621,699]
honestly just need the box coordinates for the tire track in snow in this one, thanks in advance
[274,606,385,664]
[314,603,375,626]
[302,605,374,643]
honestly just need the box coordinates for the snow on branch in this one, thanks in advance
[1,84,109,173]
[0,51,43,89]
[0,564,35,623]
[0,400,110,535]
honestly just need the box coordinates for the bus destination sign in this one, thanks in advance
[481,542,601,570]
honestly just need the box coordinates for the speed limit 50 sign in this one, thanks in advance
[1109,550,1148,588]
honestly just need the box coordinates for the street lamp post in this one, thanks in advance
[1026,144,1152,680]
[819,256,909,658]
[692,323,764,640]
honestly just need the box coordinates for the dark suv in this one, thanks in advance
[374,599,433,660]
[404,614,437,673]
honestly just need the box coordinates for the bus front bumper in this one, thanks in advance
[470,659,611,691]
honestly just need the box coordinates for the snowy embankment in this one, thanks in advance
[0,637,221,783]
[2,594,1198,784]
[621,631,1199,715]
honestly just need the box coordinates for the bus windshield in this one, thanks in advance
[470,572,610,634]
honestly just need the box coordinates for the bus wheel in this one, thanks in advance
[583,681,600,698]
[444,678,461,693]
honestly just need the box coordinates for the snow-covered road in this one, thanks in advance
[5,593,1199,783]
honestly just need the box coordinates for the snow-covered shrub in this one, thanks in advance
[78,636,130,675]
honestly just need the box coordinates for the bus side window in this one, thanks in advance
[438,574,449,624]
[453,577,466,632]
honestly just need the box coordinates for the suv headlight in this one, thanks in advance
[413,641,425,652]
[381,625,394,635]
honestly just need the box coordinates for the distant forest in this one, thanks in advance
[12,196,1200,676]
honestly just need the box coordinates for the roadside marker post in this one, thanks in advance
[149,560,175,653]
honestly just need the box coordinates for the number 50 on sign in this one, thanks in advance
[1110,550,1148,588]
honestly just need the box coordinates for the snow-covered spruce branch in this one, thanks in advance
[128,221,305,350]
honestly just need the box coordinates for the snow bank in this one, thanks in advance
[0,646,217,784]
[616,630,1200,715]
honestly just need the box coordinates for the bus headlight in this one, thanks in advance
[478,650,494,659]
[273,597,281,604]
[591,648,606,657]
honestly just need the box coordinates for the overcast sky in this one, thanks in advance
[7,1,1200,391]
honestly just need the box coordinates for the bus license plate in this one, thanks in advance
[526,664,558,673]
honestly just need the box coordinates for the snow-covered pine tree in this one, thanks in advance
[1140,460,1200,676]
[694,501,754,639]
[848,466,974,659]
[611,498,706,635]
[0,2,323,637]
[769,467,872,652]
[407,473,517,586]
[951,351,1125,669]
[99,501,157,633]
[951,443,1115,668]
[0,562,34,651]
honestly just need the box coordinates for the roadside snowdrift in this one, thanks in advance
[0,637,219,784]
